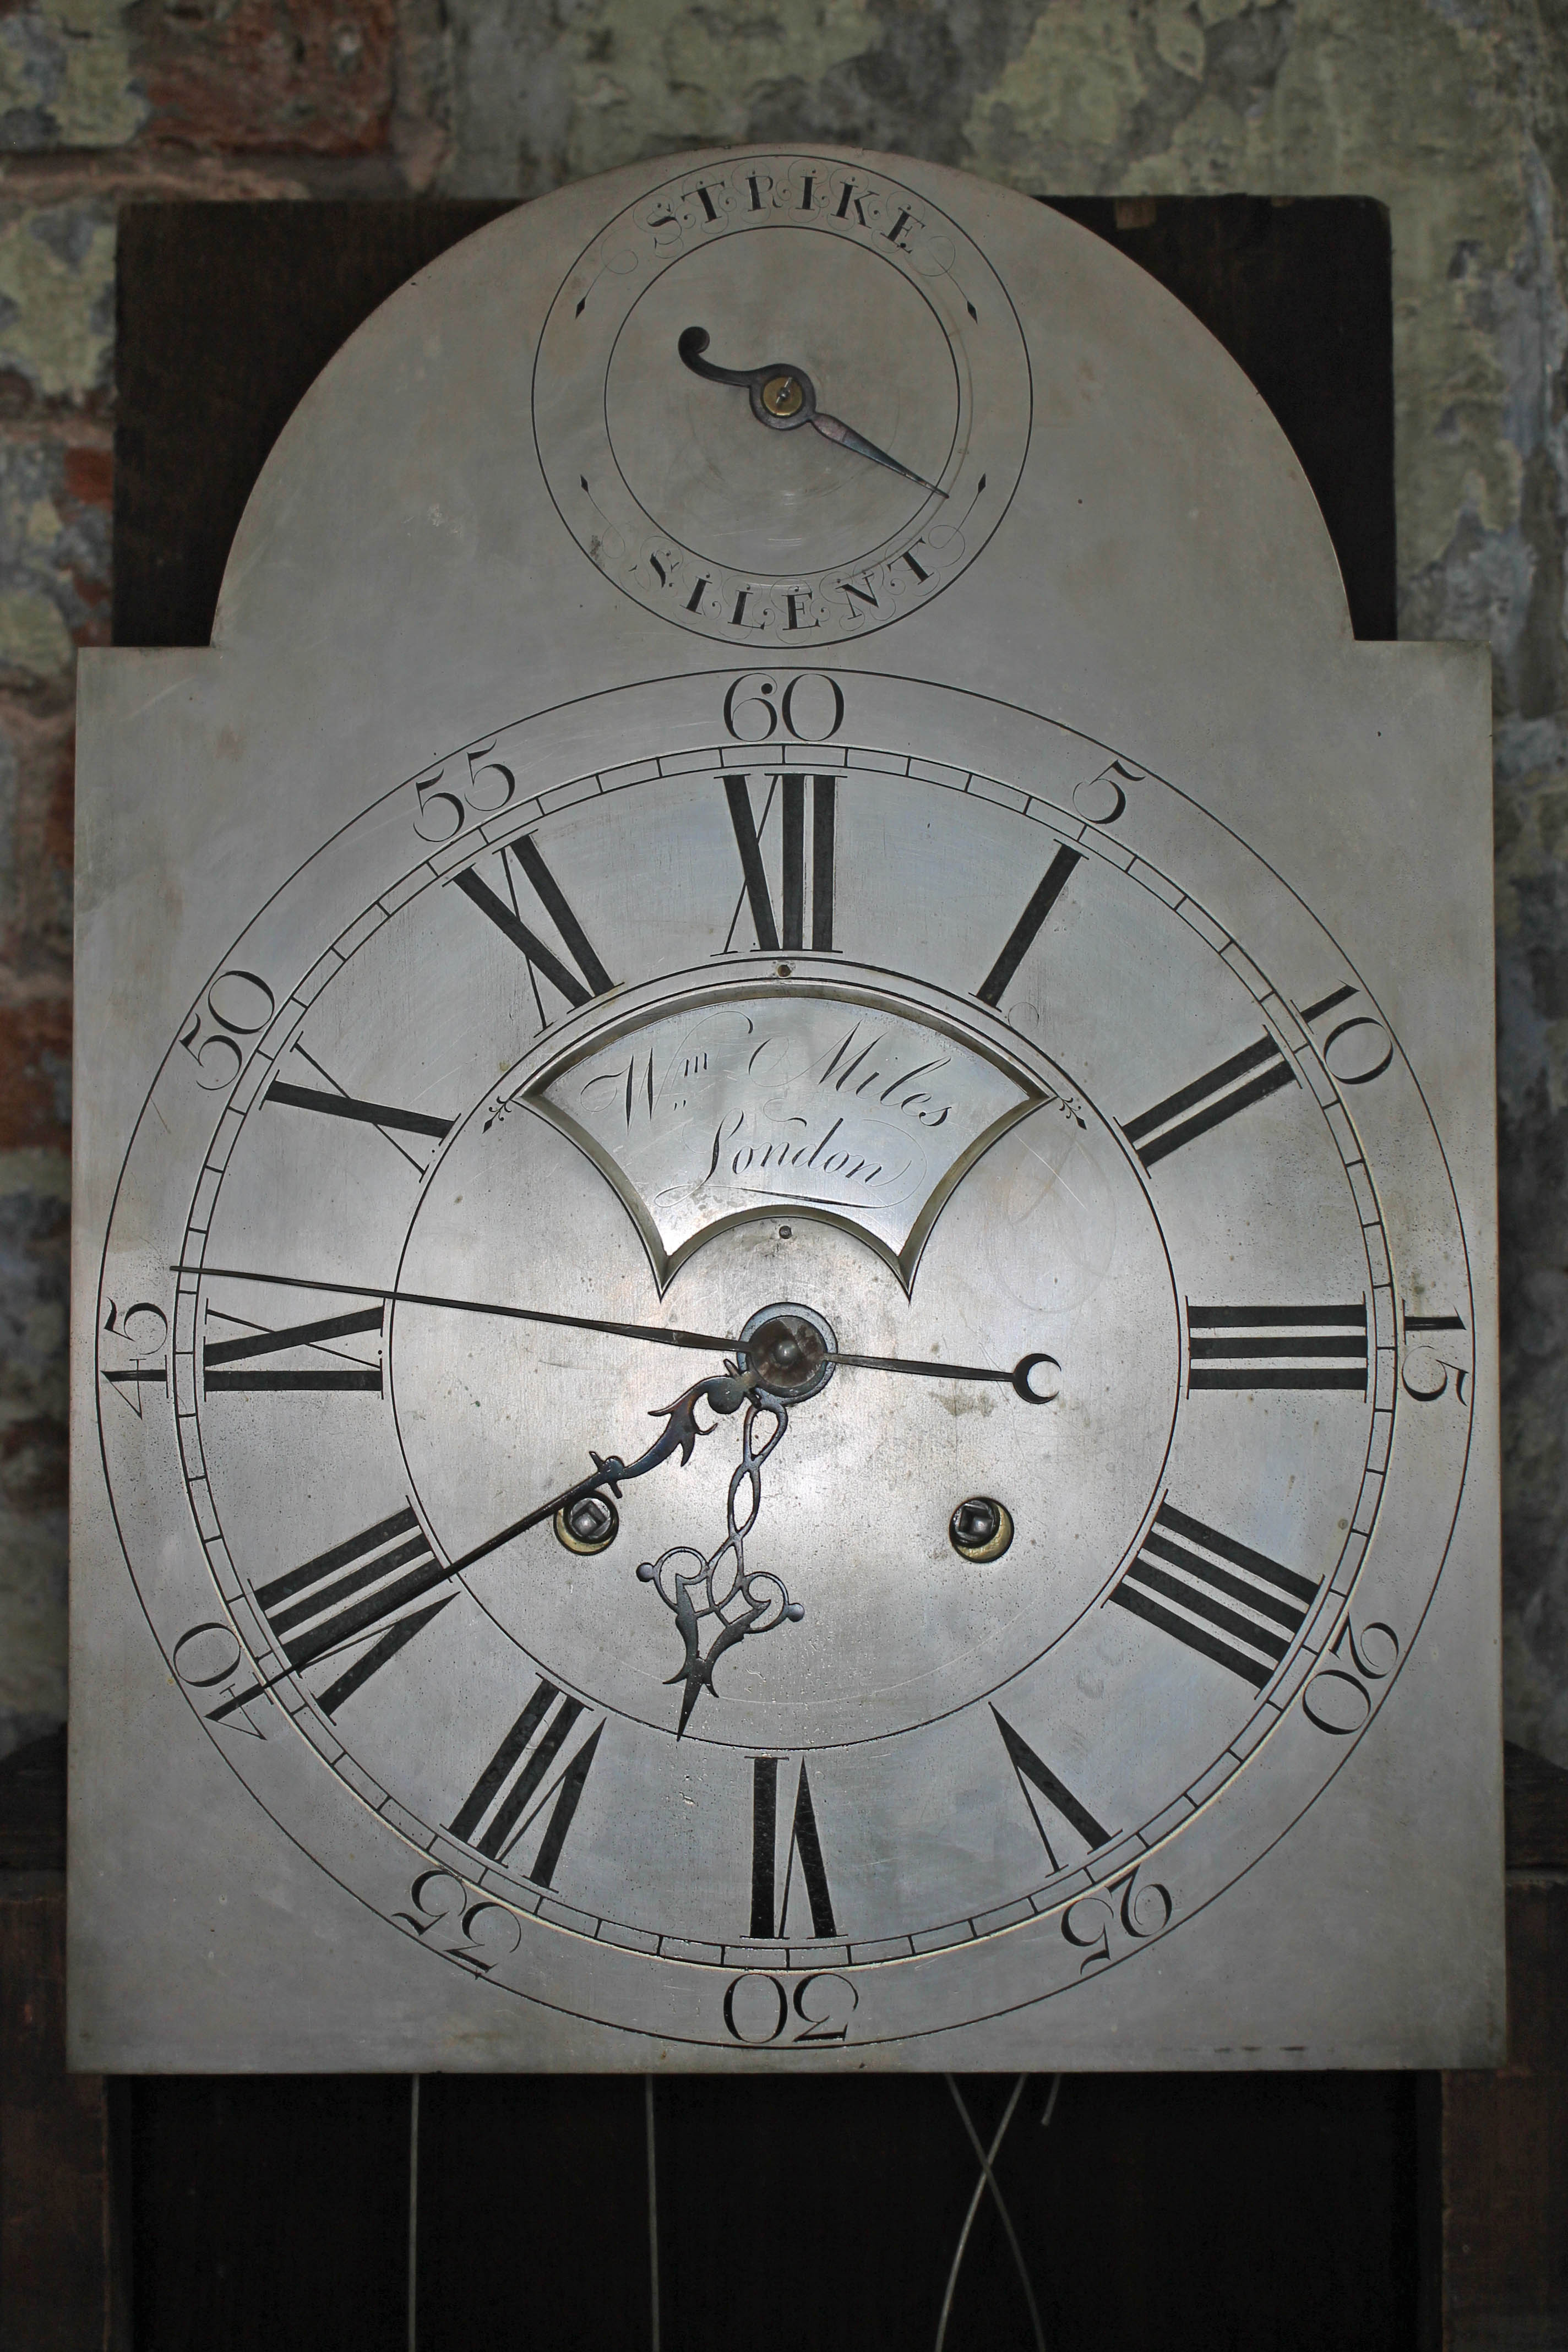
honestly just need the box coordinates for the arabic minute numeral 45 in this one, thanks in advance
[100,1299,168,1417]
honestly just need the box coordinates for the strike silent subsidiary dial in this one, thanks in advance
[532,151,1032,646]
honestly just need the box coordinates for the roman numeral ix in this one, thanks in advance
[202,1305,384,1393]
[454,835,614,1013]
[750,1756,837,1939]
[1110,1503,1320,1690]
[449,1678,602,1887]
[1187,1302,1369,1395]
[208,1505,453,1722]
[725,772,836,952]
[1123,1033,1298,1169]
[991,1708,1112,1871]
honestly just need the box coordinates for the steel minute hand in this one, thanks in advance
[179,1265,1055,1398]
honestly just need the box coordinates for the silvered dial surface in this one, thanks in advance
[96,668,1473,2051]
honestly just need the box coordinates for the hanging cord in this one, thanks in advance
[934,2073,1058,2352]
[645,2077,662,2352]
[407,2075,421,2352]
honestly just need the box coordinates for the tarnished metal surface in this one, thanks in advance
[68,149,1502,2069]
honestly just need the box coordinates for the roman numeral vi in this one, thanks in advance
[749,1756,837,1939]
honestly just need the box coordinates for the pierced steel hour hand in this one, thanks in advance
[636,1387,803,1736]
[677,325,948,498]
[448,1368,755,1578]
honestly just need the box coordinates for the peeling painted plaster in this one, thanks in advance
[0,0,147,153]
[0,200,115,402]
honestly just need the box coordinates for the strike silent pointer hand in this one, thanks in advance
[677,326,947,498]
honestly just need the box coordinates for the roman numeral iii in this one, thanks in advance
[1187,1302,1369,1395]
[449,1678,603,1886]
[1110,1503,1320,1690]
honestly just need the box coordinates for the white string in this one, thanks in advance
[645,2077,662,2352]
[407,2075,421,2352]
[934,2073,1056,2352]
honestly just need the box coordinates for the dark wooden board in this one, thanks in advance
[1504,1737,1568,1868]
[0,1721,65,1871]
[1047,197,1395,643]
[0,1885,121,2351]
[128,2076,410,2351]
[649,2071,1421,2352]
[113,202,512,652]
[415,2076,650,2348]
[1444,1879,1568,2342]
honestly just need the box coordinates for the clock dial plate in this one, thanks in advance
[94,668,1474,2053]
